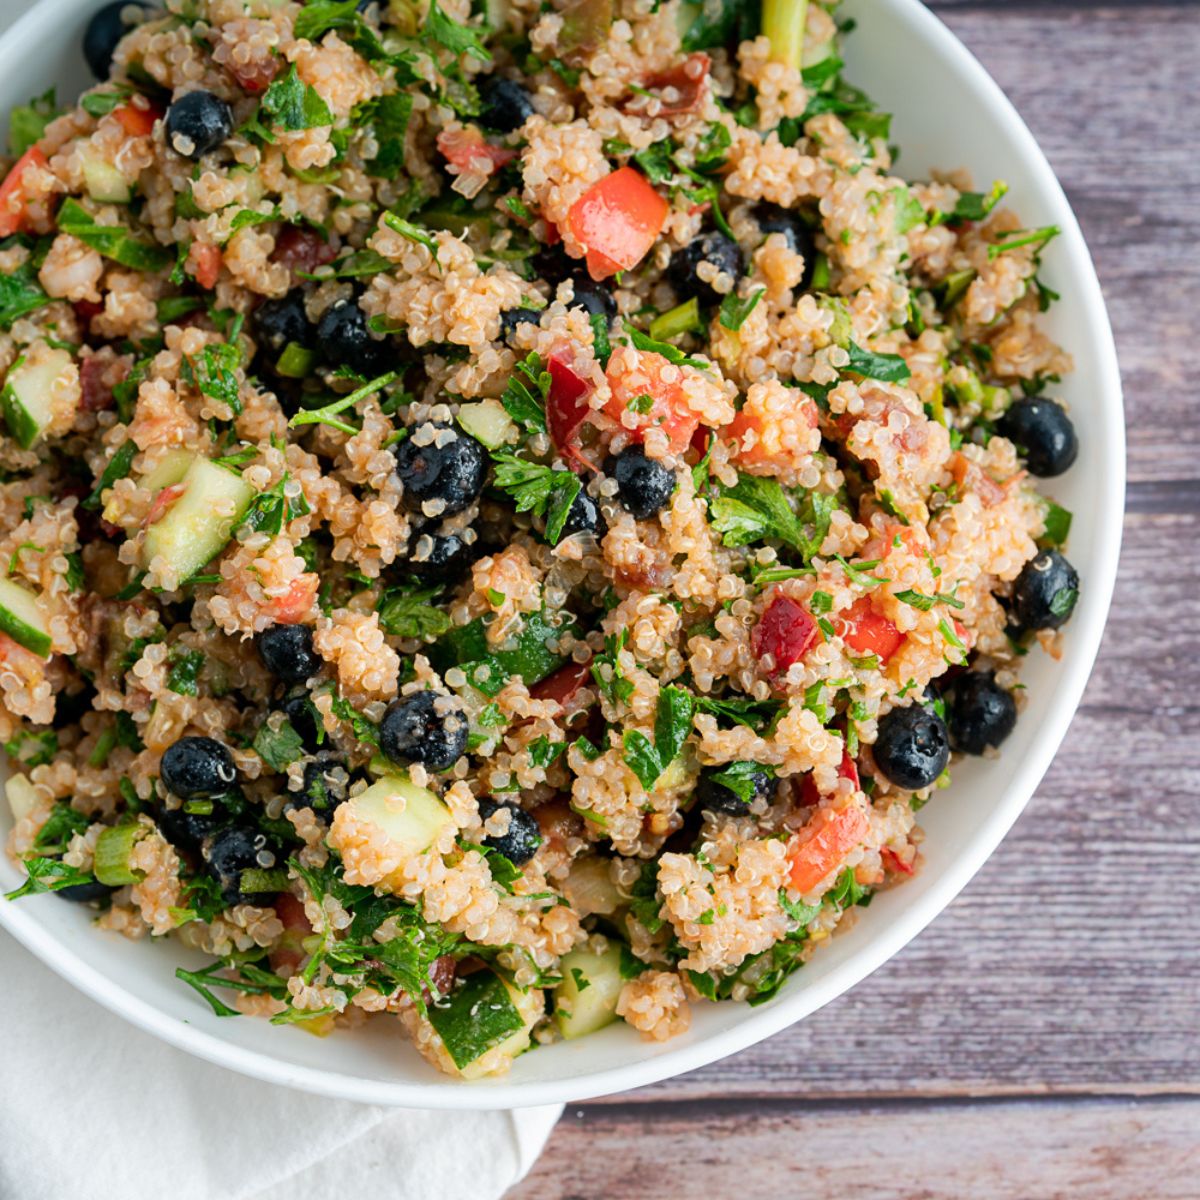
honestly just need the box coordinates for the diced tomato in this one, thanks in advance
[881,847,915,876]
[0,146,47,238]
[529,658,594,709]
[951,451,1005,507]
[753,593,818,678]
[637,52,710,116]
[436,127,518,174]
[112,101,160,138]
[787,803,870,894]
[838,596,904,663]
[142,482,185,529]
[188,241,222,290]
[567,167,668,281]
[602,343,699,454]
[271,224,336,276]
[545,221,561,246]
[270,576,319,624]
[268,892,313,975]
[546,351,595,467]
[225,55,280,95]
[73,298,105,327]
[838,750,860,790]
[798,750,860,808]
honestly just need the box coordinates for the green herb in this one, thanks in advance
[632,139,673,185]
[363,92,413,179]
[181,340,242,414]
[0,246,51,329]
[528,736,566,770]
[693,693,781,732]
[937,180,1008,225]
[57,198,171,272]
[329,690,380,748]
[239,472,311,537]
[491,452,582,546]
[710,474,831,559]
[891,186,926,234]
[621,685,695,791]
[778,889,821,925]
[939,616,967,661]
[4,855,96,901]
[627,392,654,415]
[462,840,527,893]
[85,442,137,515]
[9,88,59,154]
[694,121,732,173]
[936,268,976,310]
[625,326,707,370]
[500,352,549,434]
[2,727,57,770]
[377,583,451,639]
[1050,586,1078,619]
[824,865,870,910]
[31,802,84,853]
[253,715,305,772]
[1040,498,1073,547]
[987,225,1060,261]
[314,247,393,280]
[649,297,703,342]
[166,648,204,696]
[156,294,205,324]
[81,87,134,118]
[382,211,437,254]
[628,861,664,934]
[810,590,833,614]
[707,760,774,805]
[425,0,492,64]
[844,340,911,383]
[835,555,889,588]
[589,312,611,366]
[591,630,633,707]
[718,287,765,332]
[288,371,398,435]
[261,65,333,131]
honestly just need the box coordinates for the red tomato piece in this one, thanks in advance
[270,576,319,624]
[436,127,518,174]
[0,146,47,237]
[188,242,222,290]
[799,751,861,808]
[271,224,336,276]
[112,102,160,138]
[787,803,870,894]
[567,167,668,280]
[881,847,915,876]
[602,343,699,454]
[529,658,594,709]
[225,55,280,95]
[638,52,711,116]
[546,351,595,465]
[753,593,818,677]
[839,596,904,663]
[73,298,105,327]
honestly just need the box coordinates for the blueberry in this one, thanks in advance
[254,293,310,358]
[394,423,487,517]
[256,623,321,686]
[609,446,677,519]
[316,298,383,375]
[557,488,606,540]
[872,705,950,790]
[280,691,322,750]
[948,671,1017,755]
[1011,549,1079,631]
[56,878,117,904]
[754,204,817,286]
[532,246,574,286]
[667,230,744,305]
[478,76,535,133]
[379,691,468,771]
[695,766,775,816]
[499,307,542,344]
[477,798,542,866]
[83,0,149,80]
[155,801,226,851]
[165,90,234,161]
[160,736,238,799]
[566,276,617,326]
[403,523,478,580]
[288,756,350,815]
[202,826,283,906]
[998,397,1078,477]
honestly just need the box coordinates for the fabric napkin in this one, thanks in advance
[0,929,561,1200]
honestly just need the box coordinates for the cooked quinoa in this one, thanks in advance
[0,0,1082,1077]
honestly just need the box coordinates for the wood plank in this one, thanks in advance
[510,1097,1200,1200]
[586,512,1200,1102]
[908,7,1200,489]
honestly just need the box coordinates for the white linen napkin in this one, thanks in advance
[0,930,561,1200]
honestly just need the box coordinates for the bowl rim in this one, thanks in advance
[0,0,1125,1109]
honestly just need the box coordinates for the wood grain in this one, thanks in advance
[507,6,1200,1195]
[511,1097,1200,1200]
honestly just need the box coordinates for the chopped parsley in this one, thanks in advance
[490,452,582,545]
[260,65,333,131]
[621,685,695,791]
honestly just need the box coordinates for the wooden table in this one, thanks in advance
[512,3,1200,1195]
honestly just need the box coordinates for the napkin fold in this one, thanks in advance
[0,930,560,1200]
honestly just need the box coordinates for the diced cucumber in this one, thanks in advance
[428,968,540,1077]
[433,609,574,697]
[0,578,52,658]
[138,448,194,494]
[1,347,74,449]
[141,456,255,581]
[80,145,130,203]
[347,773,455,858]
[5,774,40,823]
[562,856,622,917]
[275,342,317,379]
[93,823,146,886]
[456,399,517,450]
[554,942,625,1039]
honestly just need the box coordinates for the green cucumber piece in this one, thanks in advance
[456,399,516,450]
[275,342,317,378]
[428,969,538,1075]
[1,347,74,449]
[141,456,255,581]
[93,823,147,886]
[348,774,455,857]
[434,609,573,697]
[80,145,131,203]
[0,578,52,657]
[138,448,194,495]
[554,942,625,1039]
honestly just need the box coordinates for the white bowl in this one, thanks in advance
[0,0,1123,1108]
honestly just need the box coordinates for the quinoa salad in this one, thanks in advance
[0,0,1082,1078]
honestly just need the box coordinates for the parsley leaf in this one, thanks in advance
[424,0,492,64]
[253,715,305,772]
[166,648,204,696]
[708,759,774,804]
[718,286,765,332]
[260,65,333,131]
[500,352,549,434]
[491,452,582,545]
[622,685,694,791]
[377,582,451,639]
[57,198,171,272]
[987,224,1060,262]
[1040,498,1073,548]
[844,340,911,384]
[8,88,59,155]
[590,629,633,707]
[181,341,242,414]
[82,439,137,511]
[0,247,51,329]
[625,326,707,370]
[938,180,1008,226]
[710,474,833,559]
[4,855,95,901]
